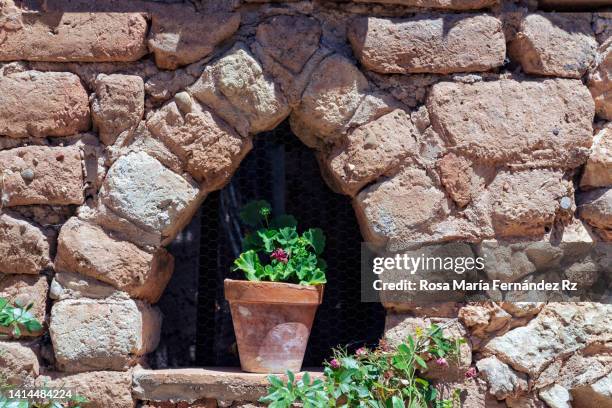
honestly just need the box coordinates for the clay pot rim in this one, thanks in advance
[224,279,324,305]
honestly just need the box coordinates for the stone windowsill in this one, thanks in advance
[132,367,324,403]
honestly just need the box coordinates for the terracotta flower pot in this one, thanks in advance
[224,279,324,374]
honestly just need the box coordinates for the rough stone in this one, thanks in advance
[148,7,240,70]
[484,303,612,376]
[0,10,148,62]
[35,371,134,408]
[0,341,39,386]
[435,378,506,407]
[50,271,122,300]
[189,43,290,136]
[539,384,573,408]
[352,0,498,8]
[322,109,419,196]
[0,212,51,275]
[459,303,513,338]
[571,373,612,408]
[589,40,612,120]
[255,15,321,75]
[0,71,90,138]
[0,274,48,337]
[0,146,84,206]
[348,15,505,74]
[578,188,612,240]
[55,217,174,303]
[437,153,493,208]
[133,368,323,403]
[506,395,547,408]
[146,98,252,189]
[92,74,145,146]
[291,54,369,146]
[510,13,597,79]
[99,151,200,245]
[488,169,570,237]
[581,127,612,189]
[427,78,594,167]
[50,297,161,372]
[384,314,471,381]
[354,166,450,248]
[476,356,528,399]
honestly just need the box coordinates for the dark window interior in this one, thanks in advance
[154,120,385,368]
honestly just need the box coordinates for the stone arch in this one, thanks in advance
[0,1,610,406]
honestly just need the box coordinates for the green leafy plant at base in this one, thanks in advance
[261,324,466,408]
[0,297,43,338]
[0,394,88,408]
[233,200,327,286]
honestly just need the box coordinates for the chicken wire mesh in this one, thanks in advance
[196,120,385,367]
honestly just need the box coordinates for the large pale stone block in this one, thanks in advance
[0,341,39,386]
[50,298,161,372]
[99,152,200,245]
[578,188,612,241]
[581,127,612,189]
[589,40,612,120]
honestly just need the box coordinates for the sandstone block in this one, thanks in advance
[0,341,39,386]
[0,146,84,206]
[146,98,252,189]
[0,212,51,275]
[92,74,145,146]
[581,127,612,189]
[36,371,135,408]
[572,373,612,408]
[99,152,200,244]
[484,303,612,376]
[510,13,597,79]
[148,7,240,70]
[488,169,570,237]
[50,298,161,372]
[354,166,450,248]
[539,384,572,408]
[0,274,48,337]
[437,153,494,208]
[0,71,90,138]
[348,15,505,74]
[255,15,321,75]
[578,188,612,241]
[427,78,594,167]
[0,10,148,62]
[50,271,122,300]
[476,356,528,400]
[352,0,498,8]
[589,40,612,120]
[55,217,174,303]
[291,54,369,146]
[434,378,506,408]
[322,109,418,196]
[189,43,290,136]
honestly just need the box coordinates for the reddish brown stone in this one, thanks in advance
[581,127,612,189]
[55,217,174,303]
[0,71,90,138]
[0,10,148,62]
[348,15,505,74]
[0,212,51,275]
[148,7,240,70]
[0,146,84,206]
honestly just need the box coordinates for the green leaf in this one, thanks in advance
[239,200,271,227]
[303,228,326,255]
[243,232,264,251]
[0,298,8,311]
[233,250,262,281]
[414,355,427,369]
[23,319,42,333]
[258,229,279,252]
[277,227,298,246]
[270,215,298,229]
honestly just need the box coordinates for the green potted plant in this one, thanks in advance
[225,200,327,374]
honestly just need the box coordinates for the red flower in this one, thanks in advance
[271,248,289,264]
[330,359,341,369]
[465,367,477,379]
[355,347,368,357]
[435,357,449,367]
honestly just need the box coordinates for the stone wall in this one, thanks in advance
[0,0,611,407]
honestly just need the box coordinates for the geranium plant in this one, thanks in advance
[261,324,466,408]
[233,200,327,286]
